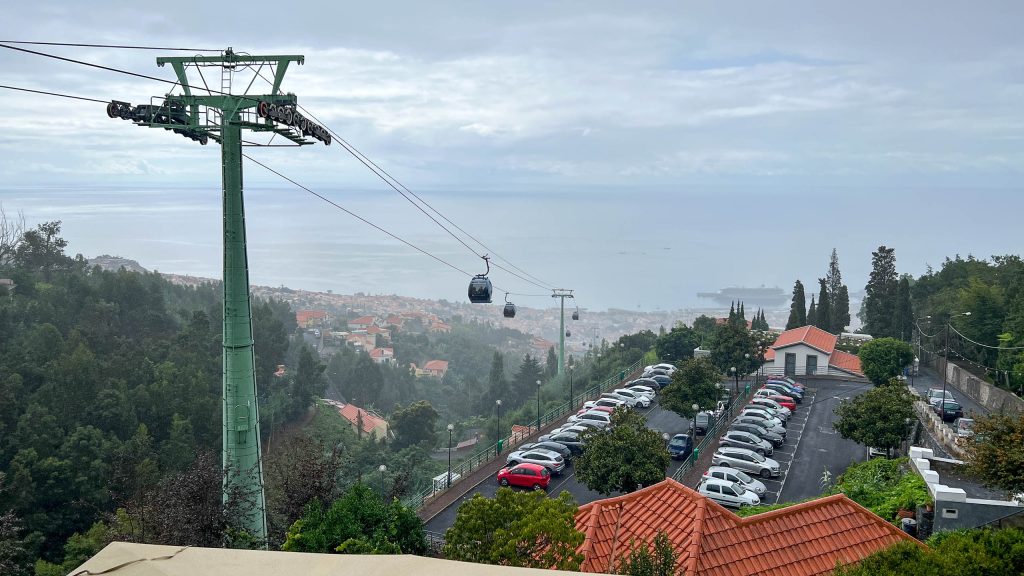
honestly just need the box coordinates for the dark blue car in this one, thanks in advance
[667,434,693,460]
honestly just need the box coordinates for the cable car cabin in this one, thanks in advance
[468,275,493,303]
[565,330,572,337]
[503,303,517,318]
[572,310,580,320]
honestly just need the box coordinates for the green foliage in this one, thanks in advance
[281,483,425,554]
[807,295,818,328]
[787,279,807,329]
[616,531,678,576]
[816,278,832,332]
[894,276,914,341]
[733,499,812,517]
[834,384,915,451]
[831,458,931,521]
[692,315,718,344]
[863,245,899,338]
[834,527,1024,576]
[965,412,1024,494]
[443,488,584,571]
[709,322,757,376]
[858,338,915,385]
[660,357,723,419]
[389,400,439,450]
[546,347,559,379]
[0,511,34,576]
[655,325,699,362]
[576,409,670,495]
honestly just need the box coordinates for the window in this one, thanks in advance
[711,471,724,480]
[807,355,818,374]
[706,484,720,494]
[942,508,959,519]
[512,467,527,475]
[785,353,797,375]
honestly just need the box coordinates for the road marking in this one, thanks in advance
[773,396,811,504]
[547,469,578,494]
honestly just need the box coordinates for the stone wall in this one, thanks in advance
[922,351,1024,414]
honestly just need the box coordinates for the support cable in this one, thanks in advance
[0,84,107,103]
[948,324,1024,350]
[0,40,221,52]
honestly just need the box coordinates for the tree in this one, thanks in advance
[616,531,678,576]
[833,383,914,452]
[894,276,914,342]
[692,315,718,344]
[443,488,583,571]
[660,358,724,419]
[858,338,915,385]
[512,354,544,404]
[806,296,817,328]
[264,435,345,546]
[709,322,756,377]
[965,412,1024,494]
[816,278,832,333]
[863,245,898,338]
[786,280,807,329]
[834,527,1024,576]
[389,400,438,450]
[576,409,670,495]
[834,285,851,334]
[0,511,33,576]
[346,353,383,408]
[282,483,426,554]
[483,351,509,409]
[654,325,699,362]
[545,347,558,379]
[825,248,850,333]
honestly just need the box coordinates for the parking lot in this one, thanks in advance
[424,378,870,533]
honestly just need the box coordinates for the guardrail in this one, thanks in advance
[670,387,752,483]
[404,358,643,510]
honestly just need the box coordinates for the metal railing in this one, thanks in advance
[670,386,752,483]
[405,359,643,510]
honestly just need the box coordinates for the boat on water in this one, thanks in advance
[696,286,788,308]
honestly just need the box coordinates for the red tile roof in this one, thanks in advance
[296,310,327,324]
[368,347,393,359]
[574,478,920,576]
[764,349,776,361]
[828,350,863,376]
[336,403,388,435]
[770,326,837,355]
[350,315,376,326]
[424,360,449,371]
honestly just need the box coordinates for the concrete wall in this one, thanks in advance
[909,447,1022,533]
[922,351,1024,413]
[766,343,830,376]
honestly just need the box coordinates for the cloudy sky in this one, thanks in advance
[1,2,1021,311]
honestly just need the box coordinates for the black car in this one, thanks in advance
[651,375,673,389]
[763,382,802,403]
[537,432,585,455]
[729,422,784,448]
[934,400,964,422]
[519,441,573,461]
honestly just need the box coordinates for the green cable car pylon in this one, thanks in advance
[106,48,331,543]
[551,289,574,376]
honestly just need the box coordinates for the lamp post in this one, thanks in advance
[378,464,387,497]
[495,399,502,445]
[744,353,750,391]
[568,365,574,407]
[730,366,738,397]
[941,312,972,420]
[690,403,700,460]
[536,380,542,431]
[446,423,454,488]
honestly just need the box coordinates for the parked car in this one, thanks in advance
[554,423,596,436]
[711,446,781,478]
[497,463,550,490]
[738,408,785,429]
[694,410,714,434]
[650,375,673,389]
[763,382,802,402]
[744,403,788,422]
[766,379,805,396]
[667,433,693,460]
[954,417,975,439]
[625,384,657,398]
[614,388,652,407]
[729,422,784,447]
[934,400,964,422]
[868,446,896,459]
[568,410,613,428]
[537,431,585,455]
[577,405,615,417]
[769,376,806,392]
[927,388,955,407]
[642,369,670,378]
[506,448,566,474]
[733,415,786,437]
[753,389,796,411]
[720,430,773,456]
[749,397,792,417]
[632,377,662,390]
[698,477,761,508]
[584,398,627,411]
[645,363,676,373]
[601,390,647,408]
[702,466,767,496]
[518,441,573,461]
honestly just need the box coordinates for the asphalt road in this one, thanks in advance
[909,366,989,430]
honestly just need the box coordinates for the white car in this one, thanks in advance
[698,477,760,508]
[625,384,657,398]
[567,410,612,428]
[703,466,767,496]
[743,404,788,422]
[584,398,626,411]
[738,408,784,429]
[749,397,791,417]
[601,391,646,408]
[651,363,677,372]
[614,388,652,407]
[927,388,955,407]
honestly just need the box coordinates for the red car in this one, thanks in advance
[755,389,797,411]
[576,405,615,417]
[497,463,551,490]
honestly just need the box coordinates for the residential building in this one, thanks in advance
[428,320,451,333]
[369,347,395,365]
[295,310,328,328]
[413,360,449,379]
[762,325,863,377]
[348,315,377,330]
[574,478,920,576]
[366,325,391,341]
[322,399,390,440]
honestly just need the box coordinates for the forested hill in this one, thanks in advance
[0,222,304,566]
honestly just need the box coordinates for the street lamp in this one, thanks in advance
[941,312,972,419]
[690,403,699,435]
[446,423,454,488]
[378,464,387,497]
[568,365,574,407]
[536,379,542,431]
[730,366,738,397]
[495,399,502,445]
[744,353,750,389]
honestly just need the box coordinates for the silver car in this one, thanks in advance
[739,408,785,428]
[733,415,786,438]
[711,446,781,478]
[506,448,566,474]
[702,466,767,496]
[749,397,792,417]
[719,430,774,456]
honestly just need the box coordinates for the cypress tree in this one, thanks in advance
[817,278,832,332]
[807,295,818,327]
[786,280,807,329]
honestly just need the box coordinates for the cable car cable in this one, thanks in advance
[0,40,222,52]
[0,84,108,103]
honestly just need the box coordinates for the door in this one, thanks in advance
[784,353,796,376]
[806,355,818,375]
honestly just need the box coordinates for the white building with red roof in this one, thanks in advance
[368,347,395,365]
[763,325,864,377]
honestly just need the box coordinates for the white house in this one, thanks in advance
[762,325,863,377]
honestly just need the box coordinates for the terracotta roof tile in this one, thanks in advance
[770,325,838,355]
[574,479,922,576]
[828,350,863,376]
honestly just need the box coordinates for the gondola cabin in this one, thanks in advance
[503,302,517,318]
[468,275,493,303]
[565,329,572,337]
[572,309,579,320]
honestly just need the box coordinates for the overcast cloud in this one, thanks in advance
[0,2,1021,310]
